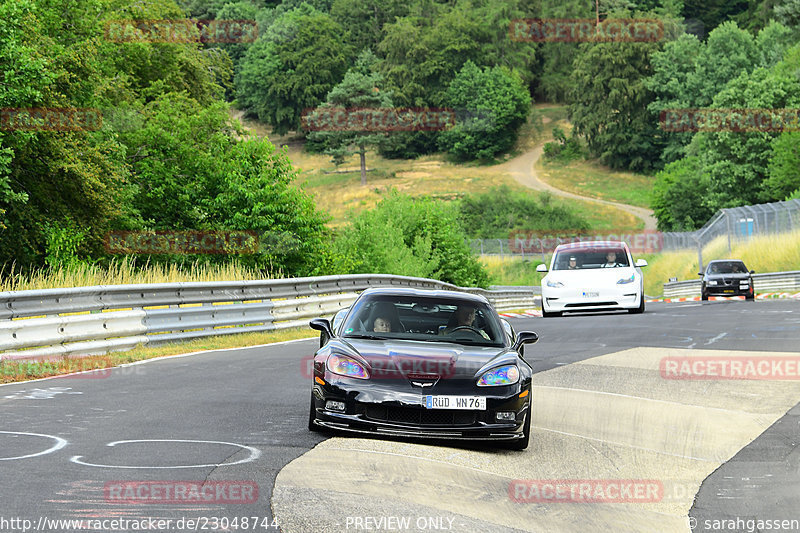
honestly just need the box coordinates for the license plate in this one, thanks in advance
[425,396,486,410]
[723,290,734,293]
[582,291,599,297]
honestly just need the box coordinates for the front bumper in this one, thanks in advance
[542,285,641,312]
[310,379,530,441]
[704,282,753,297]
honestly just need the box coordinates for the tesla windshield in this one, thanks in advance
[553,247,629,270]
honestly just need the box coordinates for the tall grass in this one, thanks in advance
[0,257,277,292]
[481,255,546,286]
[643,230,800,296]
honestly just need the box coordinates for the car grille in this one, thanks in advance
[363,405,476,426]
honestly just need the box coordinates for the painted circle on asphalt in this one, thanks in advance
[0,431,68,461]
[70,439,261,469]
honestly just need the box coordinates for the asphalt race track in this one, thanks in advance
[1,299,798,533]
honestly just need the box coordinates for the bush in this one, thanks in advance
[458,185,590,239]
[332,191,490,287]
[542,127,585,162]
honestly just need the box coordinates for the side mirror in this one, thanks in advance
[697,272,704,276]
[309,318,334,347]
[635,259,648,267]
[513,331,539,352]
[536,264,548,273]
[750,270,755,274]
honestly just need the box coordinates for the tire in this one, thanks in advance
[629,294,645,314]
[542,307,561,318]
[308,394,320,432]
[746,293,755,301]
[701,291,708,301]
[507,400,531,451]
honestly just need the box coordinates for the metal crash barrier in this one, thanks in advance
[0,275,539,361]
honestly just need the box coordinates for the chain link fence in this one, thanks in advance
[469,200,800,270]
[661,199,800,269]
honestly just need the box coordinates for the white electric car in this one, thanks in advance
[536,241,647,317]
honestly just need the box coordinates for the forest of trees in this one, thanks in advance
[1,0,799,285]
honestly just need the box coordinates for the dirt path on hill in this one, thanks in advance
[499,143,658,230]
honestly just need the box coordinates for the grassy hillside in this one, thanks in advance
[237,106,643,232]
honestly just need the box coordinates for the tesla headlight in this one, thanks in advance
[477,365,520,387]
[546,279,564,288]
[326,354,369,379]
[617,273,635,284]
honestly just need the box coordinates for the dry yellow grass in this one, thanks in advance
[0,257,274,292]
[643,230,800,296]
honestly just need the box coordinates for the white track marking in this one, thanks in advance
[70,439,261,469]
[0,431,68,461]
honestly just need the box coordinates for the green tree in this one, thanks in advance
[650,156,713,230]
[438,61,531,161]
[305,49,393,185]
[119,92,329,275]
[330,0,409,52]
[765,131,800,200]
[236,7,353,134]
[569,40,664,172]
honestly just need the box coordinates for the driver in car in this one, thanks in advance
[440,305,490,339]
[602,251,623,268]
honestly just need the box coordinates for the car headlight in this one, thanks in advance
[707,280,718,286]
[546,279,564,288]
[326,354,369,379]
[616,273,635,284]
[477,365,520,387]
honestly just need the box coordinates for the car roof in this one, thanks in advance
[359,287,490,304]
[708,259,745,263]
[554,241,630,251]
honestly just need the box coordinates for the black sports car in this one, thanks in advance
[307,288,539,449]
[699,259,755,300]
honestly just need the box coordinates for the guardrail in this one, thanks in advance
[0,275,539,361]
[662,271,800,298]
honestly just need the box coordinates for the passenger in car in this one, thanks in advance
[373,316,391,332]
[367,301,402,332]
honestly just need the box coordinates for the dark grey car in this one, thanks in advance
[699,260,755,300]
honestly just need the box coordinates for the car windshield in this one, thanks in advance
[553,246,629,270]
[340,295,505,347]
[708,261,748,274]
